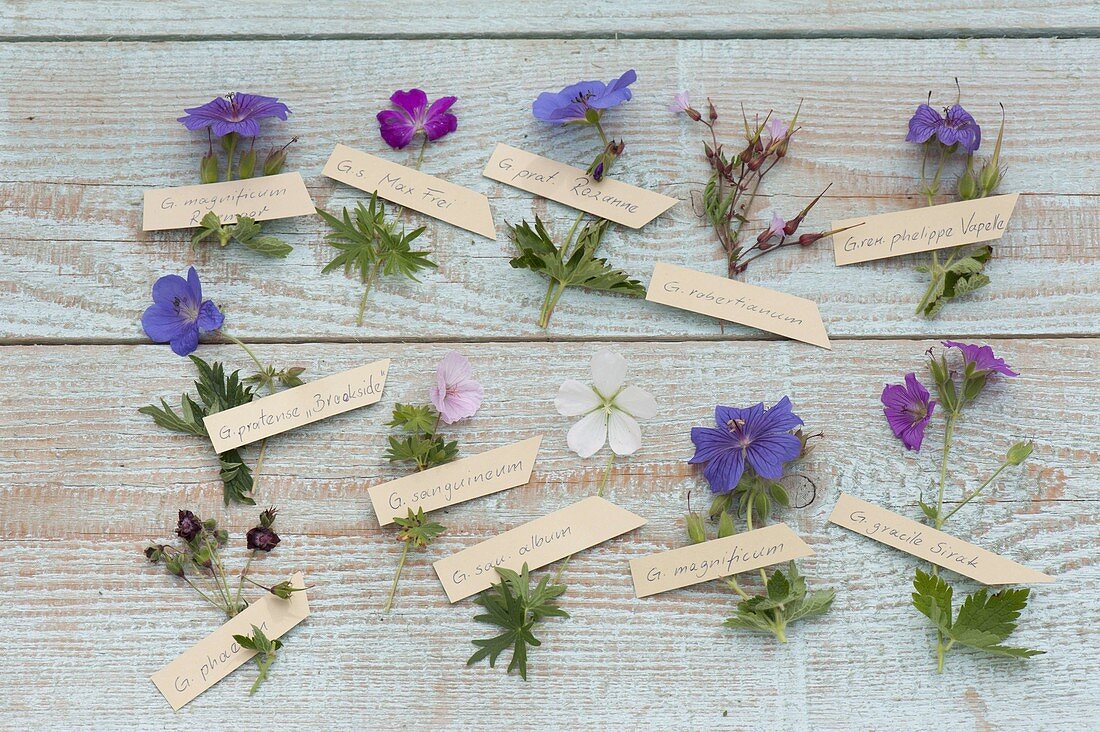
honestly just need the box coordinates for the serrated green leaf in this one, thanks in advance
[238,235,293,258]
[950,587,1031,647]
[912,568,953,633]
[785,589,835,623]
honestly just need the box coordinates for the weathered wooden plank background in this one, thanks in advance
[0,4,1097,731]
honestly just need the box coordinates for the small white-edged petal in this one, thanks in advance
[607,409,642,456]
[555,379,601,416]
[590,348,627,397]
[567,409,608,458]
[613,385,657,419]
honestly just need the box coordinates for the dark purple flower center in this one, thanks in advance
[571,91,595,106]
[905,403,928,420]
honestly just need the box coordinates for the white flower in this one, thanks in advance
[555,349,658,458]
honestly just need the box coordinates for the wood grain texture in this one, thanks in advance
[0,39,1098,341]
[0,0,1097,38]
[0,340,1096,729]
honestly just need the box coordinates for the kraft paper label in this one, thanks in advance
[629,523,814,598]
[150,573,310,710]
[203,360,389,453]
[829,493,1053,585]
[323,143,497,239]
[646,262,831,349]
[369,436,543,525]
[142,172,316,231]
[482,143,677,228]
[433,495,646,602]
[832,193,1019,265]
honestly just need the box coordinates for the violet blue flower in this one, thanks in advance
[377,89,458,150]
[881,373,936,451]
[689,397,804,494]
[429,351,484,424]
[532,70,637,124]
[906,103,981,153]
[141,267,224,357]
[178,93,290,138]
[942,341,1018,377]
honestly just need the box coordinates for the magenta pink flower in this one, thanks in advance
[429,352,483,424]
[942,341,1018,377]
[881,373,936,452]
[377,89,458,150]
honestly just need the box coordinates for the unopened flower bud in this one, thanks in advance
[686,512,707,544]
[1006,440,1034,466]
[797,232,825,246]
[144,545,166,563]
[165,554,186,578]
[979,162,1002,196]
[263,137,296,176]
[686,107,702,122]
[237,149,256,179]
[247,526,281,552]
[200,152,219,184]
[957,163,978,200]
[176,510,202,542]
[269,580,297,599]
[592,161,605,182]
[708,100,718,122]
[259,506,279,528]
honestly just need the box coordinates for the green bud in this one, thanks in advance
[686,512,707,544]
[717,510,735,539]
[957,161,978,200]
[165,554,185,578]
[220,131,237,153]
[237,149,256,179]
[1006,440,1034,466]
[707,492,733,519]
[583,107,601,125]
[979,162,1002,196]
[200,152,219,184]
[263,147,287,176]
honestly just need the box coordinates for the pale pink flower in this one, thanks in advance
[765,117,789,142]
[669,91,692,115]
[429,351,483,424]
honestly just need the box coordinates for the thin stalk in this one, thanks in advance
[183,576,228,614]
[356,260,383,327]
[383,540,411,612]
[233,551,256,614]
[225,133,238,182]
[940,462,1010,523]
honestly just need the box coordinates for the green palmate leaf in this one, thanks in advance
[508,216,645,297]
[318,195,437,286]
[141,357,258,505]
[467,563,568,680]
[912,568,953,633]
[191,213,292,257]
[385,434,459,471]
[918,245,993,318]
[393,507,445,548]
[387,403,440,435]
[724,562,833,640]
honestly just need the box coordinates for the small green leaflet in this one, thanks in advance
[387,402,440,435]
[508,216,645,298]
[912,569,1043,659]
[232,624,284,695]
[138,356,258,505]
[916,245,992,318]
[191,212,293,258]
[467,563,568,680]
[385,434,458,471]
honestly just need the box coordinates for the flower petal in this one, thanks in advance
[745,432,801,479]
[377,109,416,149]
[437,382,484,424]
[613,385,657,419]
[141,303,188,343]
[555,379,601,416]
[390,89,428,117]
[607,410,642,456]
[906,103,943,144]
[702,448,745,494]
[151,273,192,308]
[566,409,607,458]
[197,300,224,331]
[169,325,201,357]
[590,349,627,396]
[689,426,731,464]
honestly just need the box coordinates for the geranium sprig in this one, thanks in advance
[319,89,455,324]
[381,352,483,611]
[905,82,1008,316]
[178,93,296,258]
[511,71,646,328]
[687,398,834,642]
[671,95,849,277]
[467,349,655,678]
[881,342,1041,671]
[145,507,293,695]
[139,267,306,504]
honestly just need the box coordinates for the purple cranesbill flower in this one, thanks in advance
[246,525,281,552]
[532,70,637,124]
[906,103,981,153]
[689,397,804,494]
[178,93,290,138]
[141,267,224,357]
[176,510,203,542]
[942,341,1018,377]
[881,373,936,451]
[939,104,981,153]
[377,89,458,150]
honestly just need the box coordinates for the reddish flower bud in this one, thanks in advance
[708,99,718,122]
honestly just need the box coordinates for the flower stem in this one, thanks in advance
[184,576,228,614]
[940,461,1010,524]
[225,133,238,182]
[234,551,256,614]
[219,331,266,375]
[383,540,412,612]
[934,413,957,529]
[356,261,383,327]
